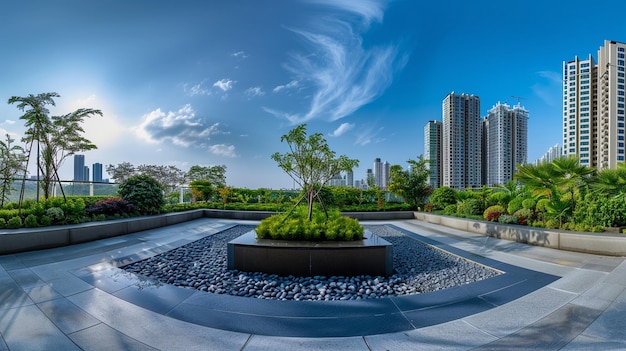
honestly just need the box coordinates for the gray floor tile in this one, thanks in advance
[23,284,63,303]
[0,304,80,351]
[7,268,46,289]
[366,320,498,351]
[580,298,626,342]
[0,279,33,311]
[68,288,251,351]
[243,335,369,351]
[38,298,100,334]
[47,274,95,296]
[560,334,626,351]
[69,323,158,351]
[463,286,576,338]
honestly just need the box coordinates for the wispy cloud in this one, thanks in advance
[245,86,265,98]
[209,144,237,158]
[184,81,211,96]
[232,51,248,59]
[267,0,406,124]
[532,70,562,107]
[355,125,385,146]
[213,78,235,92]
[329,122,354,137]
[273,80,299,93]
[134,104,225,148]
[308,0,385,26]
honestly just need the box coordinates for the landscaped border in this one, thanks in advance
[1,209,626,256]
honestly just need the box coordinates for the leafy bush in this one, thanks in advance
[522,198,536,210]
[429,187,457,210]
[86,198,135,218]
[498,214,518,224]
[45,207,65,224]
[118,175,165,215]
[507,197,524,215]
[256,206,363,241]
[39,215,52,226]
[483,205,506,221]
[0,218,5,228]
[24,214,38,228]
[457,199,483,216]
[7,216,22,229]
[443,204,457,216]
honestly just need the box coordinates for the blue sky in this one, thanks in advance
[2,0,626,189]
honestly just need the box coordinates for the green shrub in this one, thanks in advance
[45,207,65,223]
[255,206,363,241]
[118,175,165,215]
[7,216,22,229]
[545,219,560,229]
[39,215,52,226]
[483,205,506,221]
[457,199,483,216]
[0,218,5,228]
[498,214,518,224]
[507,197,524,215]
[429,187,457,210]
[521,198,536,210]
[24,214,38,228]
[444,204,457,216]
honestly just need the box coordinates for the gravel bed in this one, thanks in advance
[122,225,500,301]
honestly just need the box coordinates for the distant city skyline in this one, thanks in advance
[4,2,626,188]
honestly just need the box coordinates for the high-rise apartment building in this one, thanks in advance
[484,102,528,186]
[73,155,86,181]
[536,144,562,165]
[373,158,383,187]
[424,120,442,188]
[563,54,598,168]
[442,92,482,189]
[598,40,626,168]
[382,161,390,190]
[563,40,626,170]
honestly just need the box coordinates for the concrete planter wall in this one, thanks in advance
[415,212,626,256]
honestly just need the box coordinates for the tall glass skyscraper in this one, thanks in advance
[92,163,103,182]
[73,155,86,181]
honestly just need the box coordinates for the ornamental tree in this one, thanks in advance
[271,124,359,221]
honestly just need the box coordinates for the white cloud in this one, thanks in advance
[329,122,354,137]
[135,104,225,148]
[209,144,237,158]
[272,80,299,93]
[309,0,385,26]
[213,78,235,92]
[232,51,248,58]
[267,1,406,124]
[1,120,16,126]
[245,86,265,98]
[184,81,211,96]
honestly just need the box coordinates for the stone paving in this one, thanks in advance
[0,218,625,350]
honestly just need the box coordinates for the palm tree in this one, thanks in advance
[591,162,626,198]
[0,134,26,207]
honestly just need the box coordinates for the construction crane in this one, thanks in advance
[511,96,525,104]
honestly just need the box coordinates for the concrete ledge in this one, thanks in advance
[227,230,393,276]
[415,212,626,256]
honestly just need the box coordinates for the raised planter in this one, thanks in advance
[227,230,393,276]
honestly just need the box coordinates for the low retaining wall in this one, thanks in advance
[0,210,413,255]
[415,212,626,257]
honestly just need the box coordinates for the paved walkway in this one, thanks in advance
[1,218,626,350]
